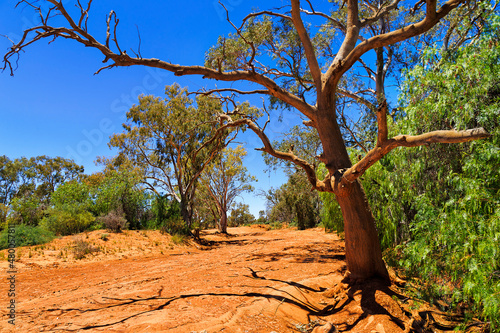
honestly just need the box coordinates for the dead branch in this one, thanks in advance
[219,1,256,70]
[300,8,347,33]
[195,88,271,97]
[337,88,375,111]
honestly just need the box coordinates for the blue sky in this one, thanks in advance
[0,0,296,216]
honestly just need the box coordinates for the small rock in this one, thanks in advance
[312,322,338,333]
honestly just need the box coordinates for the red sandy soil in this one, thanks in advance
[0,226,472,332]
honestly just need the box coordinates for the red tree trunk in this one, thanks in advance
[316,99,389,282]
[218,209,228,234]
[336,181,390,281]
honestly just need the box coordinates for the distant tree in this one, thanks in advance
[108,84,251,230]
[32,155,84,203]
[228,202,255,227]
[199,146,255,233]
[0,156,19,205]
[193,191,220,231]
[266,171,320,230]
[257,210,267,224]
[2,156,84,225]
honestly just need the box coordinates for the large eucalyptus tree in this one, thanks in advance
[3,0,492,281]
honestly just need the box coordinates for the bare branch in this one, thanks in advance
[240,10,292,26]
[325,0,464,88]
[219,1,257,70]
[3,0,317,120]
[76,0,92,31]
[337,88,375,111]
[360,0,403,28]
[130,24,142,59]
[300,8,347,33]
[195,88,271,97]
[342,127,491,183]
[218,114,330,192]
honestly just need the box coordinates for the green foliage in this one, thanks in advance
[40,205,95,236]
[364,34,500,328]
[316,164,344,233]
[0,203,7,230]
[90,169,146,229]
[266,171,319,230]
[0,224,54,250]
[51,180,93,211]
[228,202,255,227]
[148,195,181,230]
[9,195,45,226]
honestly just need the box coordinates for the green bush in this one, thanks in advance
[40,205,95,236]
[0,224,54,250]
[9,196,45,226]
[0,203,8,231]
[148,195,181,230]
[363,30,500,329]
[160,216,190,236]
[170,233,187,245]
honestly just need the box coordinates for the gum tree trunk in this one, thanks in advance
[219,209,228,234]
[316,97,390,282]
[336,181,390,281]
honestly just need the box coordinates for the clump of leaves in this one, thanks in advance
[0,224,55,250]
[72,238,100,259]
[363,30,500,329]
[100,233,109,241]
[160,216,190,236]
[40,205,95,236]
[98,210,128,233]
[170,233,187,245]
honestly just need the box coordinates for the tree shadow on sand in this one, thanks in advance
[43,268,442,332]
[46,270,351,331]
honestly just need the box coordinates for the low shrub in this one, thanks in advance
[98,210,128,233]
[0,224,55,250]
[160,216,190,236]
[72,238,100,259]
[40,205,95,236]
[170,233,187,245]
